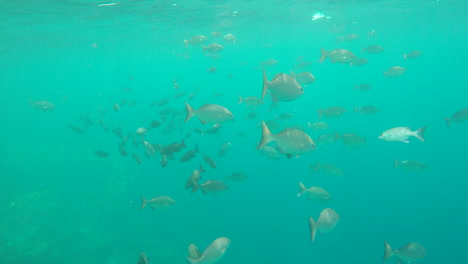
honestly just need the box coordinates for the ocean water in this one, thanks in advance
[0,0,467,263]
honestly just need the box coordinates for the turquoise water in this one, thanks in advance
[0,0,467,263]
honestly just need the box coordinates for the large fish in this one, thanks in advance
[379,126,426,143]
[308,208,340,242]
[383,241,427,263]
[185,102,234,125]
[186,237,230,264]
[262,69,304,102]
[258,121,316,158]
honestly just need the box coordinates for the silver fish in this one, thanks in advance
[319,48,357,64]
[185,102,234,125]
[384,66,406,77]
[297,182,331,202]
[258,121,316,158]
[308,208,340,242]
[444,108,468,128]
[186,237,230,264]
[379,126,426,143]
[393,159,428,172]
[383,241,427,263]
[262,69,304,102]
[193,180,228,195]
[140,196,175,210]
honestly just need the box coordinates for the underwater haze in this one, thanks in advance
[0,0,467,263]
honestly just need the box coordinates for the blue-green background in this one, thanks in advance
[0,0,466,263]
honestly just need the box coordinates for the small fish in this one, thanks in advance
[137,252,149,264]
[180,147,199,163]
[354,83,372,91]
[379,126,426,143]
[218,142,231,158]
[223,33,236,43]
[316,132,340,146]
[403,50,422,60]
[68,124,86,134]
[133,153,142,165]
[297,182,331,202]
[307,121,329,130]
[384,66,406,77]
[29,100,55,111]
[225,172,248,182]
[118,142,127,157]
[184,35,208,47]
[309,162,344,176]
[368,29,377,37]
[290,71,316,85]
[362,44,384,54]
[185,102,234,125]
[341,133,366,149]
[337,33,359,42]
[258,121,316,158]
[261,59,279,67]
[393,159,428,172]
[203,155,217,169]
[320,48,357,64]
[211,32,222,38]
[186,237,230,264]
[160,155,168,168]
[318,107,346,119]
[350,58,368,67]
[94,150,109,157]
[135,127,147,136]
[262,69,304,102]
[259,145,281,160]
[202,43,224,53]
[238,96,264,107]
[295,60,312,69]
[143,141,156,157]
[207,67,217,73]
[383,241,427,263]
[192,180,228,195]
[149,120,161,129]
[275,113,295,121]
[113,103,120,112]
[140,196,175,210]
[353,105,379,115]
[308,208,340,242]
[186,169,201,191]
[444,108,468,128]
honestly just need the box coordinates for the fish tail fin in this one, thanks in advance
[382,241,394,261]
[317,108,323,119]
[186,257,197,264]
[393,159,399,168]
[191,181,200,193]
[238,95,243,104]
[403,54,407,60]
[309,216,318,242]
[184,102,196,123]
[353,106,359,113]
[199,163,205,173]
[414,125,427,142]
[262,68,269,99]
[201,45,207,53]
[444,117,451,128]
[319,48,328,63]
[184,39,189,48]
[257,121,273,149]
[297,182,307,197]
[140,196,147,210]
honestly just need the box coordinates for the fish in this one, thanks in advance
[353,105,379,115]
[143,141,156,157]
[262,69,304,102]
[383,241,427,263]
[275,113,295,121]
[68,124,86,134]
[118,142,127,157]
[203,155,217,169]
[259,145,281,159]
[297,182,331,202]
[309,162,344,176]
[207,67,217,73]
[290,71,316,85]
[349,58,368,67]
[218,142,231,158]
[149,120,161,129]
[238,96,264,107]
[444,108,468,127]
[184,35,208,47]
[368,29,377,37]
[394,159,428,172]
[210,32,222,38]
[362,44,384,54]
[192,180,228,195]
[384,66,406,77]
[354,83,372,91]
[341,133,366,149]
[308,208,340,242]
[223,33,236,43]
[140,196,175,210]
[403,50,422,60]
[136,127,147,136]
[202,43,224,54]
[137,252,149,264]
[185,102,234,125]
[316,132,340,146]
[319,48,357,64]
[258,121,316,158]
[156,140,187,156]
[133,154,142,165]
[188,243,202,260]
[185,169,201,191]
[112,127,123,138]
[225,172,248,182]
[180,147,199,163]
[379,126,426,143]
[337,33,359,42]
[307,121,329,130]
[160,155,168,168]
[113,103,120,112]
[261,59,279,67]
[318,107,347,119]
[94,150,109,157]
[29,100,55,111]
[186,237,230,264]
[295,60,312,69]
